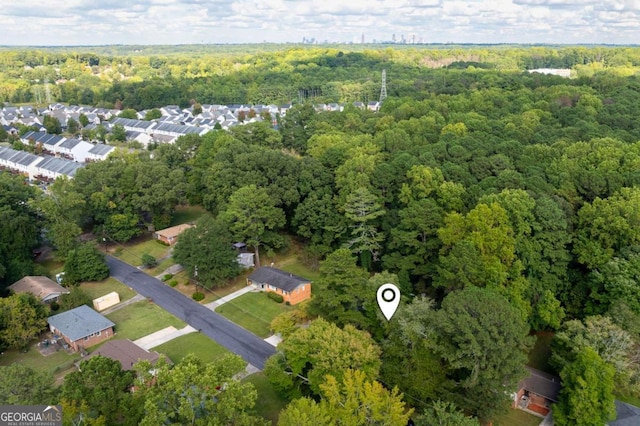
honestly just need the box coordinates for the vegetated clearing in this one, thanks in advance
[243,372,290,424]
[153,332,230,364]
[106,300,185,341]
[494,408,543,426]
[0,344,80,376]
[528,331,556,374]
[216,292,293,338]
[170,205,209,226]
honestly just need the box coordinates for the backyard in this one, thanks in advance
[494,408,543,426]
[216,292,293,338]
[0,344,80,376]
[153,332,230,364]
[244,372,290,424]
[105,301,185,341]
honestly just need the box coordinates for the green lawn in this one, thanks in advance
[494,409,543,426]
[113,238,171,267]
[244,372,290,424]
[106,301,185,341]
[216,292,293,338]
[0,345,80,376]
[38,258,64,276]
[81,277,137,302]
[617,393,640,407]
[170,205,208,226]
[153,333,230,364]
[528,332,555,374]
[279,260,320,281]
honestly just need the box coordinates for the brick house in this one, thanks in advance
[47,305,115,352]
[247,267,311,305]
[154,223,194,245]
[513,367,562,417]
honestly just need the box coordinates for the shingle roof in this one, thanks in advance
[517,367,562,402]
[10,150,42,166]
[47,305,115,342]
[36,156,84,177]
[59,138,81,149]
[155,223,193,240]
[88,144,114,156]
[86,339,162,370]
[248,267,310,293]
[9,276,70,302]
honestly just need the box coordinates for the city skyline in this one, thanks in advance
[1,0,639,46]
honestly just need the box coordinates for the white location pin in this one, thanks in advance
[377,283,400,321]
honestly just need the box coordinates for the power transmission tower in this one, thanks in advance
[379,69,387,103]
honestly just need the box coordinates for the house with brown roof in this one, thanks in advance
[9,276,70,303]
[247,266,311,305]
[85,339,164,370]
[513,366,562,417]
[154,223,194,245]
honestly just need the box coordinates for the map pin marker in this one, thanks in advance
[377,283,400,321]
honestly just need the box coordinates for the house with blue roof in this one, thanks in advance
[47,305,115,352]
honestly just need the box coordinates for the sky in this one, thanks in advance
[1,0,639,46]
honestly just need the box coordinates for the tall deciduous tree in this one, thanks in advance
[173,216,241,288]
[63,242,109,285]
[221,184,285,267]
[553,347,616,426]
[278,370,412,426]
[0,293,47,350]
[0,364,54,405]
[414,401,479,426]
[135,354,268,426]
[61,356,135,425]
[264,318,381,398]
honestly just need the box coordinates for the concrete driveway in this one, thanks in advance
[106,255,276,369]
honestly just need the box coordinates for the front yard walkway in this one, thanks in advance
[205,285,257,310]
[133,325,197,350]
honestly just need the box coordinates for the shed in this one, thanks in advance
[93,291,121,312]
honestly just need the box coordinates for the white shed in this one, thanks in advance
[93,291,120,312]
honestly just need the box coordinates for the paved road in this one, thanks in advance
[106,256,276,369]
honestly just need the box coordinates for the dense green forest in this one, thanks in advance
[2,45,640,424]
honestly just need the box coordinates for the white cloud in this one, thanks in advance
[0,0,638,45]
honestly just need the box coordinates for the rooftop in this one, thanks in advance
[86,339,162,370]
[47,305,115,342]
[248,267,310,293]
[9,276,70,302]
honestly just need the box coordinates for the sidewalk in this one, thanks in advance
[133,325,197,350]
[205,285,258,310]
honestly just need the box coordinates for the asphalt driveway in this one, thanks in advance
[106,255,276,369]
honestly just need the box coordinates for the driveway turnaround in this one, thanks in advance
[106,256,276,369]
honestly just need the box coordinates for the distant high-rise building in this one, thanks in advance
[392,33,396,43]
[362,33,365,44]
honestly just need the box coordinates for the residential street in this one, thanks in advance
[106,256,276,369]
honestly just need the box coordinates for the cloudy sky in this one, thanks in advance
[1,0,639,46]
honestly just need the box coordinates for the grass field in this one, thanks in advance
[112,238,171,267]
[244,372,290,424]
[106,301,185,341]
[494,409,543,426]
[81,277,138,302]
[153,333,230,364]
[170,205,208,226]
[38,258,64,276]
[0,345,80,376]
[278,261,320,281]
[216,292,292,338]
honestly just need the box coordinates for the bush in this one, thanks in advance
[162,274,173,282]
[267,292,284,303]
[168,280,178,287]
[141,253,157,268]
[155,239,170,246]
[192,292,205,301]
